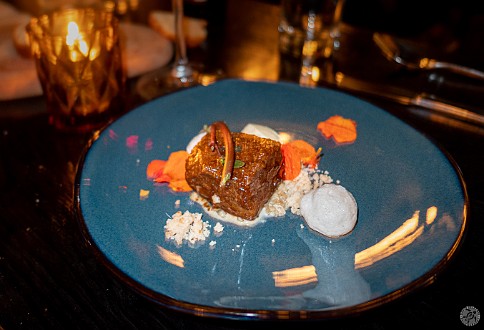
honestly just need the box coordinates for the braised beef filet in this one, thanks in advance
[185,132,282,220]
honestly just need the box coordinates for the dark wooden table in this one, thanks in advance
[1,1,483,329]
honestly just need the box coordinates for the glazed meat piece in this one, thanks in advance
[185,131,283,220]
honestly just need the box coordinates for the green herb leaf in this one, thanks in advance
[234,160,245,168]
[220,158,245,168]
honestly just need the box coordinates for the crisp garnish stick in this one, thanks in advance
[209,121,235,187]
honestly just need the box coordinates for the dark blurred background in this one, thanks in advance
[342,0,484,69]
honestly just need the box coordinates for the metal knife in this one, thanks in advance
[332,74,484,127]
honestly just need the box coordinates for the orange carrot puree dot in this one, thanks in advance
[317,115,357,144]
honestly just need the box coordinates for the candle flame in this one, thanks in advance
[66,22,80,46]
[66,21,97,61]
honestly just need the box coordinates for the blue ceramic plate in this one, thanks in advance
[76,79,467,319]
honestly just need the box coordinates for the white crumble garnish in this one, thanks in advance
[164,211,210,247]
[175,199,181,207]
[213,222,224,234]
[271,238,275,245]
[209,240,217,249]
[212,194,221,204]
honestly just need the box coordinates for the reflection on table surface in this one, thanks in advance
[1,0,483,329]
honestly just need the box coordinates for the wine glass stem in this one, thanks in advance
[172,0,193,79]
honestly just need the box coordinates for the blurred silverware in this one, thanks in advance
[335,74,484,128]
[373,32,484,80]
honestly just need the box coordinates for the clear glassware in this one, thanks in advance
[136,0,199,100]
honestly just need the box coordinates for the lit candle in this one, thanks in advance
[27,8,124,131]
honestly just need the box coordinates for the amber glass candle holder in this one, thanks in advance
[27,8,125,132]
